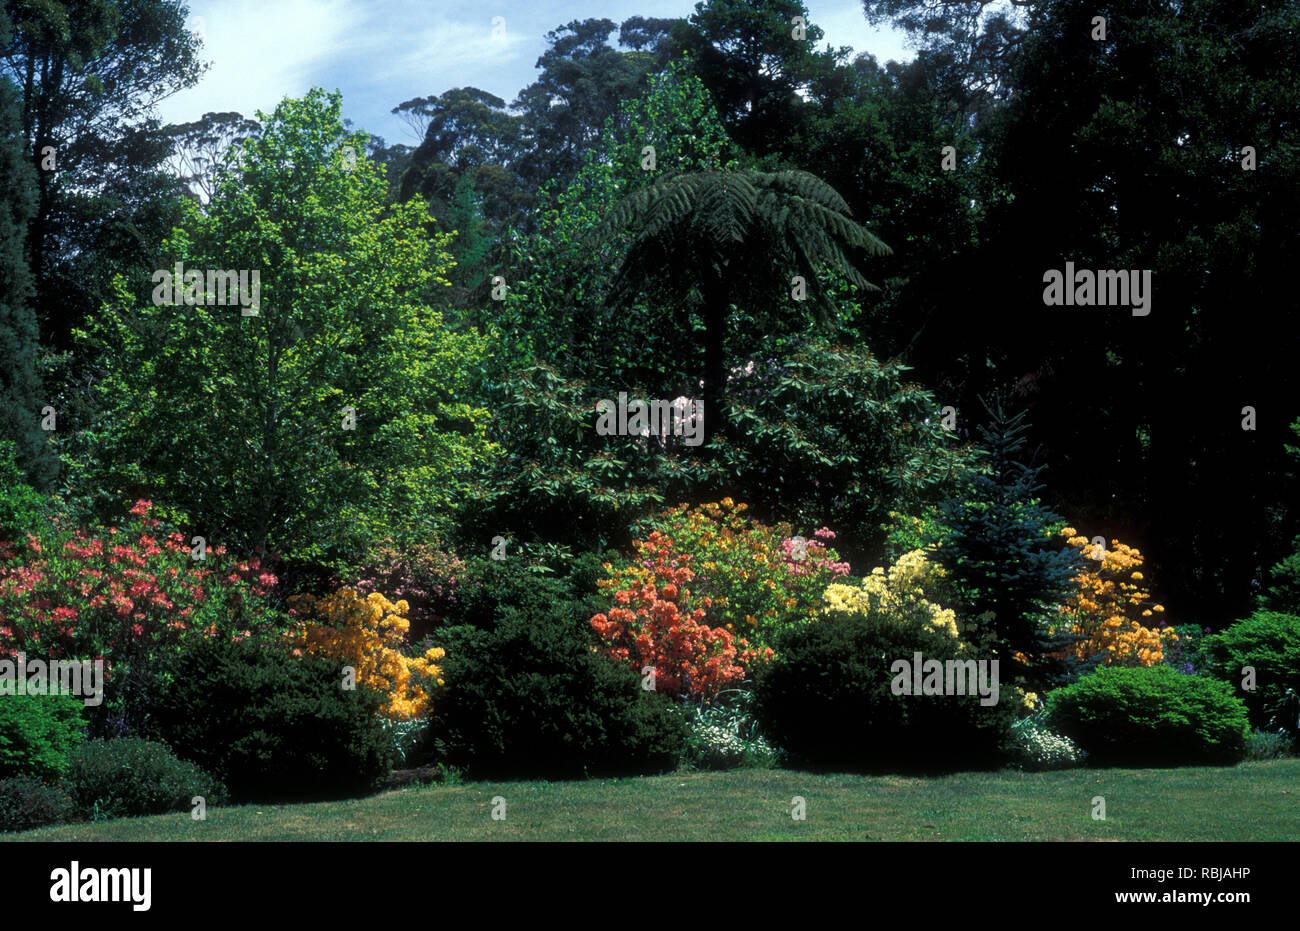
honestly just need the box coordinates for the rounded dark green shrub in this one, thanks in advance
[752,612,1016,772]
[0,693,86,780]
[432,568,685,779]
[146,638,394,802]
[1044,666,1249,766]
[0,776,74,833]
[1201,612,1300,731]
[66,736,226,820]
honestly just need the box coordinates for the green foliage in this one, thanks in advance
[1201,612,1300,732]
[752,610,1016,771]
[432,562,685,779]
[0,775,74,833]
[669,0,844,158]
[146,637,394,802]
[0,8,53,486]
[512,18,674,188]
[69,89,498,563]
[1044,666,1249,767]
[464,339,975,561]
[1259,550,1300,615]
[459,362,718,552]
[497,60,741,380]
[725,340,976,557]
[4,0,203,349]
[1244,729,1293,761]
[0,439,49,539]
[65,736,226,821]
[0,693,86,781]
[927,399,1082,690]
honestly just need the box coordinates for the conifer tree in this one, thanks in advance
[929,397,1083,691]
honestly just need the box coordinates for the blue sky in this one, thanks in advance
[158,1,914,144]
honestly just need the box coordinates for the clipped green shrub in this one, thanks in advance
[66,737,226,820]
[1201,612,1300,731]
[432,562,685,779]
[0,693,85,780]
[1044,666,1249,766]
[147,638,394,802]
[0,776,74,833]
[752,611,1016,772]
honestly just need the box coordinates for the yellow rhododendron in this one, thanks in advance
[822,549,960,640]
[286,588,444,719]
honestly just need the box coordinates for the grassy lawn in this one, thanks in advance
[8,760,1298,842]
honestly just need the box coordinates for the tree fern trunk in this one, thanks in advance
[702,279,727,447]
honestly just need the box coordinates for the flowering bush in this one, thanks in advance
[681,690,780,770]
[0,500,284,732]
[591,528,767,700]
[1007,714,1084,770]
[632,499,850,652]
[350,541,464,642]
[286,589,445,720]
[1054,529,1176,667]
[822,549,961,641]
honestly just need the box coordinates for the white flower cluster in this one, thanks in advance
[686,713,780,770]
[695,723,750,767]
[1010,718,1083,769]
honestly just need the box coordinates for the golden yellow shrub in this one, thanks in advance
[1055,530,1176,667]
[286,588,444,719]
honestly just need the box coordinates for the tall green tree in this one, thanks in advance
[1,0,203,347]
[0,4,50,485]
[512,18,671,189]
[667,0,848,161]
[69,90,498,562]
[944,0,1300,625]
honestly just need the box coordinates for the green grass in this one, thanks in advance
[8,760,1298,842]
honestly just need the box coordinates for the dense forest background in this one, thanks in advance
[2,0,1297,630]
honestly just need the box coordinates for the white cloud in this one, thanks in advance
[344,9,531,83]
[156,0,530,131]
[157,0,364,126]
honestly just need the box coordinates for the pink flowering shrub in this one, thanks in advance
[0,500,287,732]
[348,540,464,643]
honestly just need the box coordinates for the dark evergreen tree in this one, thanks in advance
[928,397,1083,691]
[0,5,52,486]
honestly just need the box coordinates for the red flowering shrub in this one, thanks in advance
[590,530,770,700]
[0,500,287,731]
[633,499,851,652]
